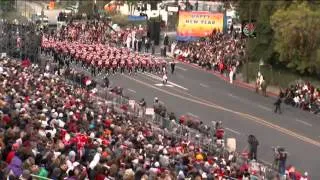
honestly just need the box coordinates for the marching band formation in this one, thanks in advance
[41,37,167,76]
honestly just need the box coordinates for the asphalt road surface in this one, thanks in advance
[101,62,320,178]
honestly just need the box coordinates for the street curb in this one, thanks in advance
[172,58,279,97]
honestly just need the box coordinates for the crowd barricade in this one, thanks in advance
[30,174,54,180]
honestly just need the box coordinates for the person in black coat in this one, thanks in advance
[144,37,150,53]
[163,33,169,46]
[248,134,259,160]
[170,60,176,74]
[104,76,109,88]
[151,41,155,55]
[274,94,282,114]
[139,98,146,108]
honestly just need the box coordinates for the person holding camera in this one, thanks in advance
[248,135,259,160]
[273,147,287,176]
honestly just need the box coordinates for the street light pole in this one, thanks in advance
[25,0,26,17]
[92,0,97,17]
[245,3,252,83]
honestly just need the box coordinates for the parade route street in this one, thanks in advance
[105,62,320,178]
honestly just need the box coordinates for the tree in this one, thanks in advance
[236,0,292,63]
[0,0,15,16]
[245,1,280,63]
[0,0,15,11]
[78,1,95,15]
[236,0,260,22]
[236,0,261,64]
[270,2,320,74]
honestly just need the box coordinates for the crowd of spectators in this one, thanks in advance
[173,30,245,78]
[51,20,148,51]
[53,21,112,44]
[0,56,278,180]
[0,22,41,62]
[283,81,320,114]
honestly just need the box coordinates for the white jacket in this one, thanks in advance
[89,153,101,169]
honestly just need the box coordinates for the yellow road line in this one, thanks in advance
[123,74,320,148]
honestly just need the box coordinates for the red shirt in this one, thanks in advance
[95,174,106,180]
[25,96,30,103]
[216,129,224,139]
[67,122,78,133]
[105,119,112,128]
[21,59,31,68]
[219,63,224,70]
[6,151,15,164]
[2,115,11,124]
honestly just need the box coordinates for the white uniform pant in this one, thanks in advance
[229,71,234,84]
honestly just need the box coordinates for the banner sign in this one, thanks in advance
[177,11,225,41]
[1,53,7,58]
[145,108,154,115]
[128,100,135,109]
[128,15,147,21]
[167,6,179,12]
[226,138,236,153]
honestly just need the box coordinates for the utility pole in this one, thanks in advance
[25,0,26,17]
[245,3,252,83]
[195,0,198,11]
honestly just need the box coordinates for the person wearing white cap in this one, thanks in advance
[154,161,160,168]
[202,172,207,179]
[52,112,58,118]
[42,108,48,113]
[15,103,21,109]
[300,172,309,180]
[177,170,185,180]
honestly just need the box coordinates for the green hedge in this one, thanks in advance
[241,62,320,88]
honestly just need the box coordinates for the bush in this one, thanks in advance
[241,62,320,88]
